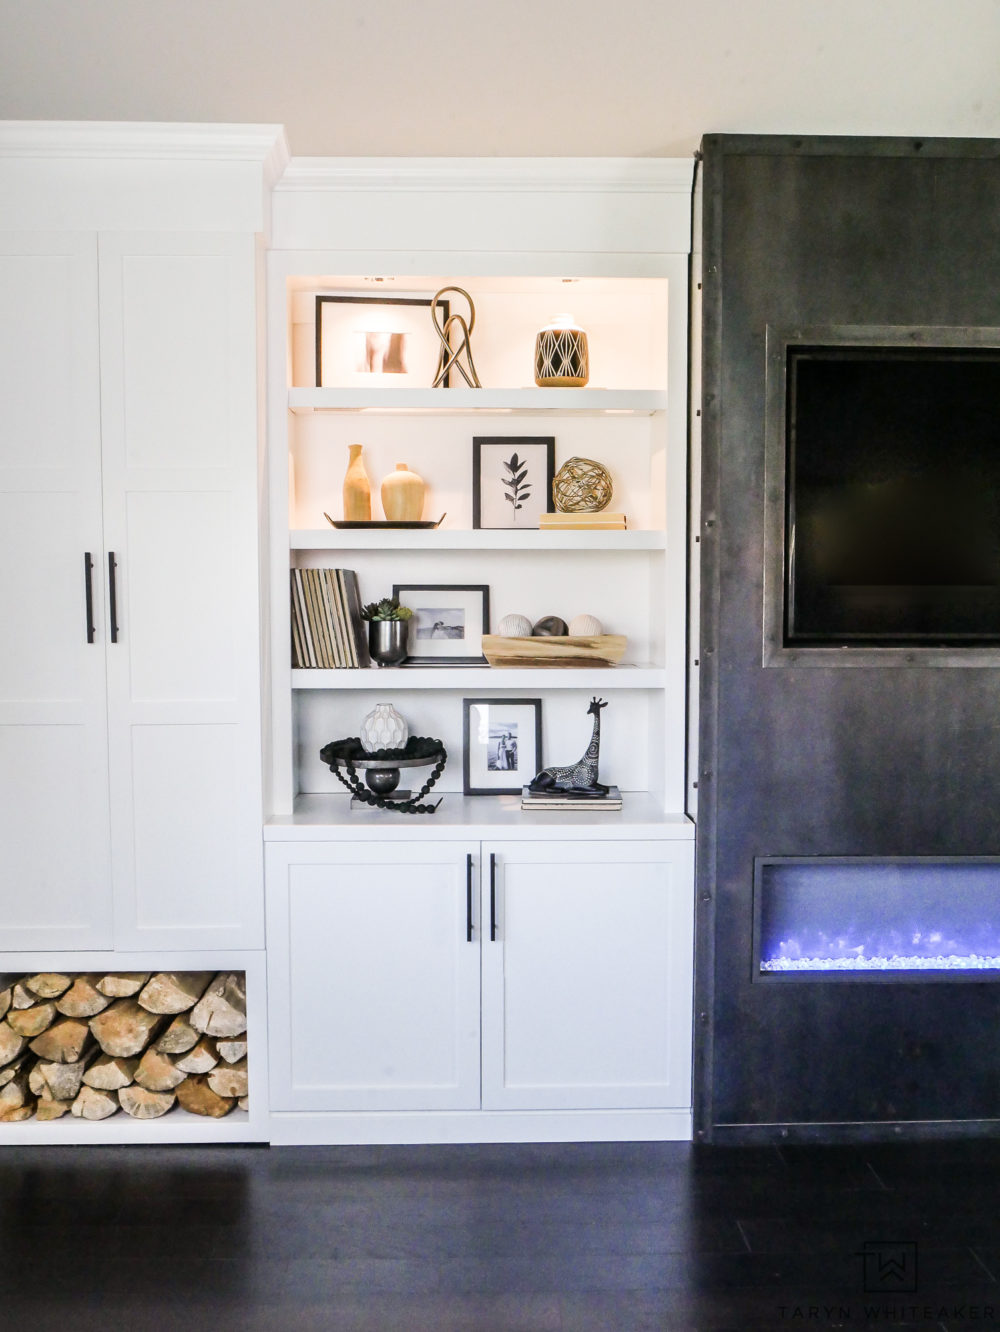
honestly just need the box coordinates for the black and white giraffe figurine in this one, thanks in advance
[528,697,609,796]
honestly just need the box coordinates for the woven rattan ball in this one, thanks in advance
[553,456,613,513]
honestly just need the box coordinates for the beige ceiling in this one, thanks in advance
[2,0,999,157]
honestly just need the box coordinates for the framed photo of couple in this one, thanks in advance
[462,697,543,796]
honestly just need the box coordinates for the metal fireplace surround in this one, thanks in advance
[696,134,1000,1143]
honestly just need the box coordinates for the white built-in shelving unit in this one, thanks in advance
[266,161,695,827]
[261,160,697,1146]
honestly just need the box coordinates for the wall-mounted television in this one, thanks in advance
[784,341,1000,646]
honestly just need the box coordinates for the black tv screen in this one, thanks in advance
[786,344,1000,645]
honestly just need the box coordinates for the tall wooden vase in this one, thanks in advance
[343,444,372,521]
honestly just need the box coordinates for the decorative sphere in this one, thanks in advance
[499,613,533,638]
[365,767,402,795]
[553,457,613,513]
[532,616,569,637]
[568,614,604,636]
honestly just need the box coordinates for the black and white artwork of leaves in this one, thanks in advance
[502,452,531,523]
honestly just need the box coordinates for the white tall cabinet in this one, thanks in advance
[263,159,698,1145]
[0,123,287,1142]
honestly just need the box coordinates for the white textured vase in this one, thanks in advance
[360,703,409,753]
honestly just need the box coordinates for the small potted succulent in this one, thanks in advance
[361,597,413,667]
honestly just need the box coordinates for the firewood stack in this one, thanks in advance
[0,971,248,1123]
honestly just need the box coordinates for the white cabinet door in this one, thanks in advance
[266,841,481,1112]
[481,839,694,1111]
[98,234,264,950]
[0,234,114,949]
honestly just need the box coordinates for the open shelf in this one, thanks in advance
[291,665,666,690]
[0,1106,257,1145]
[265,792,695,839]
[288,387,668,415]
[291,529,667,552]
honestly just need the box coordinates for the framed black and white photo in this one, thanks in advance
[392,583,490,665]
[315,293,448,388]
[472,436,555,529]
[463,698,542,795]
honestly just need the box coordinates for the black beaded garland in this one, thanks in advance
[320,736,447,814]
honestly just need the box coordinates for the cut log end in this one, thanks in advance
[95,973,150,999]
[119,1084,176,1120]
[28,1018,91,1065]
[138,972,215,1016]
[6,1002,57,1039]
[24,974,72,999]
[72,1085,120,1121]
[190,973,247,1038]
[89,1000,164,1058]
[175,1074,236,1119]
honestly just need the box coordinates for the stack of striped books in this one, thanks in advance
[539,511,627,532]
[290,568,370,668]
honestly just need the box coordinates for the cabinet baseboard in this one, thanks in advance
[267,1108,692,1146]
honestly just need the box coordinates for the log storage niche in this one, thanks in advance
[0,972,248,1124]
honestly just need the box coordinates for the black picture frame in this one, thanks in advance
[463,697,543,796]
[391,582,490,666]
[472,436,556,529]
[315,293,449,388]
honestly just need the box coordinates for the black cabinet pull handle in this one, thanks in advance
[489,852,497,941]
[466,853,474,942]
[108,552,119,643]
[84,553,95,643]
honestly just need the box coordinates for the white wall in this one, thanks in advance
[0,0,998,156]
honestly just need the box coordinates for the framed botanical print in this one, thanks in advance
[472,436,556,529]
[392,583,490,665]
[463,697,543,795]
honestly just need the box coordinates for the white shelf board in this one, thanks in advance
[291,665,665,690]
[291,528,666,552]
[265,792,695,841]
[0,1107,264,1145]
[288,387,667,415]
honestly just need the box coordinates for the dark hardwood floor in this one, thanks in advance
[1,1139,998,1330]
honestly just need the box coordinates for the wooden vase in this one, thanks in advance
[343,444,372,521]
[380,462,426,522]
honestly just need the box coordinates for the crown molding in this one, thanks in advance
[277,157,695,194]
[0,121,290,182]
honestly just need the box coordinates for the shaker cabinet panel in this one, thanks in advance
[481,840,694,1111]
[0,234,113,950]
[98,234,264,950]
[266,842,481,1113]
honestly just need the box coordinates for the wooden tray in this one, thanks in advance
[482,634,627,668]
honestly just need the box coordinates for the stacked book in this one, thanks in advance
[521,784,623,812]
[290,568,370,668]
[539,511,627,532]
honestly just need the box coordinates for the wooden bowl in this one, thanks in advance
[482,634,627,668]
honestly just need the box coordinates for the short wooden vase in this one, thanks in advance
[380,463,426,522]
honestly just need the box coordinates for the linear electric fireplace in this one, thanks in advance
[755,858,1000,982]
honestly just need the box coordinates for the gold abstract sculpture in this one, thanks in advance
[431,286,481,388]
[553,456,613,513]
